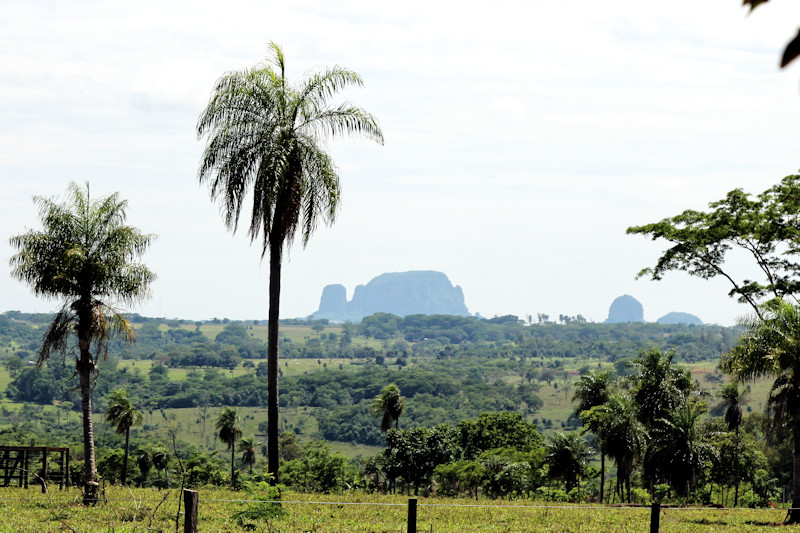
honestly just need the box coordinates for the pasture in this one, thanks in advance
[0,486,795,532]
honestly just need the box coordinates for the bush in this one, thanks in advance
[532,486,569,502]
[280,441,350,493]
[231,481,285,529]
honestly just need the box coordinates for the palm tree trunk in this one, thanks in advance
[267,237,282,484]
[600,453,605,504]
[231,445,236,487]
[77,311,98,505]
[122,427,130,486]
[734,426,740,507]
[790,393,800,524]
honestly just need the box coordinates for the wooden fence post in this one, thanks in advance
[41,447,48,493]
[650,501,660,533]
[407,497,417,533]
[184,489,198,533]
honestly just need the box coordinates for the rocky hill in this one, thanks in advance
[656,312,703,325]
[312,270,470,322]
[605,294,644,323]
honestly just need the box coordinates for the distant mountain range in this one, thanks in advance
[311,271,469,322]
[310,271,703,325]
[605,294,702,325]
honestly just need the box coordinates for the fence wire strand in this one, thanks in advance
[0,495,794,513]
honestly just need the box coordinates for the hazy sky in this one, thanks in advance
[2,0,800,326]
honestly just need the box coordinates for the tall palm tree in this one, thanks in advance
[573,370,612,501]
[216,407,242,485]
[9,182,155,504]
[717,381,747,506]
[721,299,800,523]
[372,383,405,432]
[197,42,383,482]
[104,389,143,486]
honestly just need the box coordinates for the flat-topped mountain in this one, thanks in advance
[312,270,469,322]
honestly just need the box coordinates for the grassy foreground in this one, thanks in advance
[0,486,798,532]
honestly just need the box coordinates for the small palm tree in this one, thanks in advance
[718,381,747,506]
[9,182,155,504]
[197,42,383,482]
[104,389,143,486]
[648,399,715,499]
[136,451,152,487]
[573,370,612,500]
[545,432,592,493]
[239,436,260,474]
[152,451,169,487]
[372,384,405,432]
[582,393,647,503]
[216,407,242,485]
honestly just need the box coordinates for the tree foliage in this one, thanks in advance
[371,383,405,432]
[722,300,800,522]
[627,174,800,318]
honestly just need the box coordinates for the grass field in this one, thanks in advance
[0,486,796,532]
[169,323,349,345]
[0,367,10,392]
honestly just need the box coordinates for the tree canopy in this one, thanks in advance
[627,174,800,319]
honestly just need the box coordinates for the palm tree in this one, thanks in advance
[152,451,169,487]
[582,393,648,503]
[239,436,260,474]
[372,384,405,432]
[9,182,155,504]
[104,389,143,486]
[717,381,747,506]
[573,370,612,501]
[136,451,152,487]
[216,407,242,485]
[629,348,694,427]
[197,42,383,483]
[647,399,715,499]
[721,299,800,523]
[545,432,592,493]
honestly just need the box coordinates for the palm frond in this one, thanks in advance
[38,306,75,365]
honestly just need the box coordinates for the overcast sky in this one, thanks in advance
[2,0,800,326]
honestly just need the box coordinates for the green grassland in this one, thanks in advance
[0,486,795,532]
[0,367,11,393]
[117,357,360,379]
[165,322,385,351]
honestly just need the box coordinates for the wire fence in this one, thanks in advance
[0,488,795,532]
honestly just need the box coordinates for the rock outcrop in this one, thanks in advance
[656,312,703,325]
[605,295,644,323]
[312,271,469,322]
